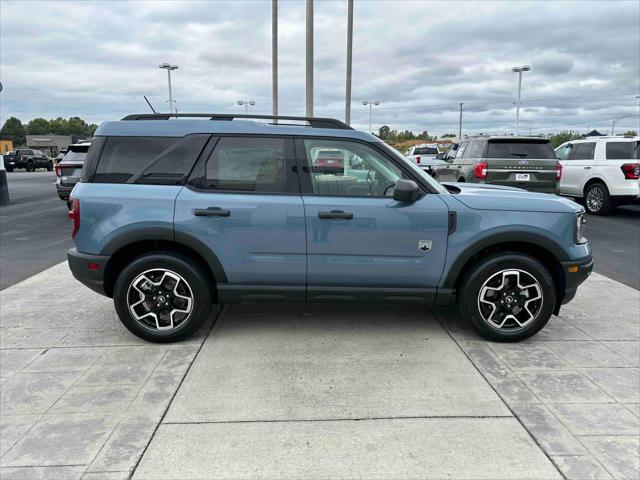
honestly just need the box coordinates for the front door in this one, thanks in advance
[559,141,595,195]
[175,135,306,302]
[296,138,450,303]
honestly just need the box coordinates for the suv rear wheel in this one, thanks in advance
[584,182,612,215]
[458,252,556,341]
[26,161,35,172]
[113,252,213,342]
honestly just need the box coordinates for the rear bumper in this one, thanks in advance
[561,255,594,305]
[67,248,110,297]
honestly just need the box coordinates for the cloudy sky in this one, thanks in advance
[1,0,639,136]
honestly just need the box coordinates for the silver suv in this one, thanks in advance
[436,136,561,193]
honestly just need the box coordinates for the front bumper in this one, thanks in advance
[68,248,110,297]
[561,255,594,305]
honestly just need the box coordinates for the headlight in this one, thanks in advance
[575,213,587,244]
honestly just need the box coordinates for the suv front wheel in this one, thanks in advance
[113,252,213,342]
[458,253,556,341]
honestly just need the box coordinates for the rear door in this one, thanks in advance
[175,135,307,302]
[296,137,449,302]
[484,139,557,191]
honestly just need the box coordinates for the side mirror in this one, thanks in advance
[393,179,421,203]
[435,152,444,160]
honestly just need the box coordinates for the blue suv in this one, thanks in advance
[67,114,593,342]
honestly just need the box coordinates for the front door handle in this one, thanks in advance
[318,210,353,220]
[194,207,231,217]
[584,166,591,170]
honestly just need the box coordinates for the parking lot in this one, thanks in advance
[0,171,638,479]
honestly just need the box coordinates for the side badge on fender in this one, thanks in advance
[419,240,432,252]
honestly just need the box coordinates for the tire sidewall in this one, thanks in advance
[113,253,212,342]
[26,161,35,172]
[459,254,556,342]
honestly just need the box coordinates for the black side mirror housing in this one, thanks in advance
[435,152,444,160]
[393,179,421,203]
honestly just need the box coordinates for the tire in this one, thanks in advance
[47,161,53,172]
[584,182,612,215]
[5,165,13,173]
[457,177,466,182]
[26,161,35,172]
[113,251,214,342]
[458,252,556,342]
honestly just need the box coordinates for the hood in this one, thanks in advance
[443,182,583,214]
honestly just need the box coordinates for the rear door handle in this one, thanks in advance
[584,166,591,169]
[318,210,353,220]
[194,207,231,217]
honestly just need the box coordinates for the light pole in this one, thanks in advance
[345,0,353,125]
[272,0,278,118]
[158,63,178,115]
[237,100,255,114]
[511,65,531,135]
[362,100,380,134]
[306,0,314,117]
[458,102,463,141]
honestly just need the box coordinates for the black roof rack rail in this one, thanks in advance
[121,113,353,130]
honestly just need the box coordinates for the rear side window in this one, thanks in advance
[200,137,288,193]
[486,140,555,159]
[94,137,177,183]
[571,142,595,160]
[606,142,638,160]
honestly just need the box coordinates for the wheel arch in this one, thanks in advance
[101,231,227,299]
[444,235,567,314]
[583,176,609,196]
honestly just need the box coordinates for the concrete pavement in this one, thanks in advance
[0,263,638,479]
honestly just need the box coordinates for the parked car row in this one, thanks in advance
[406,135,639,215]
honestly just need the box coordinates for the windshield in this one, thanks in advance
[379,142,449,195]
[62,150,87,163]
[486,140,555,159]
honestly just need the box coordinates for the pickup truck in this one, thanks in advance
[5,149,53,172]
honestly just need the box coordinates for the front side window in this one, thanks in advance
[201,137,288,193]
[302,139,405,197]
[454,142,468,159]
[571,142,595,160]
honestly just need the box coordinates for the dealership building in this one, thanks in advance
[25,135,74,157]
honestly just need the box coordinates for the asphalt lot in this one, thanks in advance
[0,172,73,290]
[0,170,638,290]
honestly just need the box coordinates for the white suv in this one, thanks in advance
[555,136,639,215]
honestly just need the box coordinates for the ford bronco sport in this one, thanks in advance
[67,114,593,343]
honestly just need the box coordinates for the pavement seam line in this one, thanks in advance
[128,306,222,479]
[430,307,568,480]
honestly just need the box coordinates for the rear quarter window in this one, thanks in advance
[92,136,207,184]
[606,141,638,160]
[486,140,555,159]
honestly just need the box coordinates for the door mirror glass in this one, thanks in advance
[393,179,421,202]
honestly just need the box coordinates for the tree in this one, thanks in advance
[550,130,581,148]
[441,133,456,138]
[0,117,26,146]
[378,125,391,140]
[49,117,69,135]
[26,118,50,135]
[623,130,637,137]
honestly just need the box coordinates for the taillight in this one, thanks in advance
[556,162,563,180]
[69,198,80,238]
[415,156,421,164]
[55,164,62,177]
[621,163,640,180]
[474,162,488,179]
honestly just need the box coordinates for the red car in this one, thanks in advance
[313,150,344,174]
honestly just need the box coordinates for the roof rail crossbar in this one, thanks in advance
[121,113,353,130]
